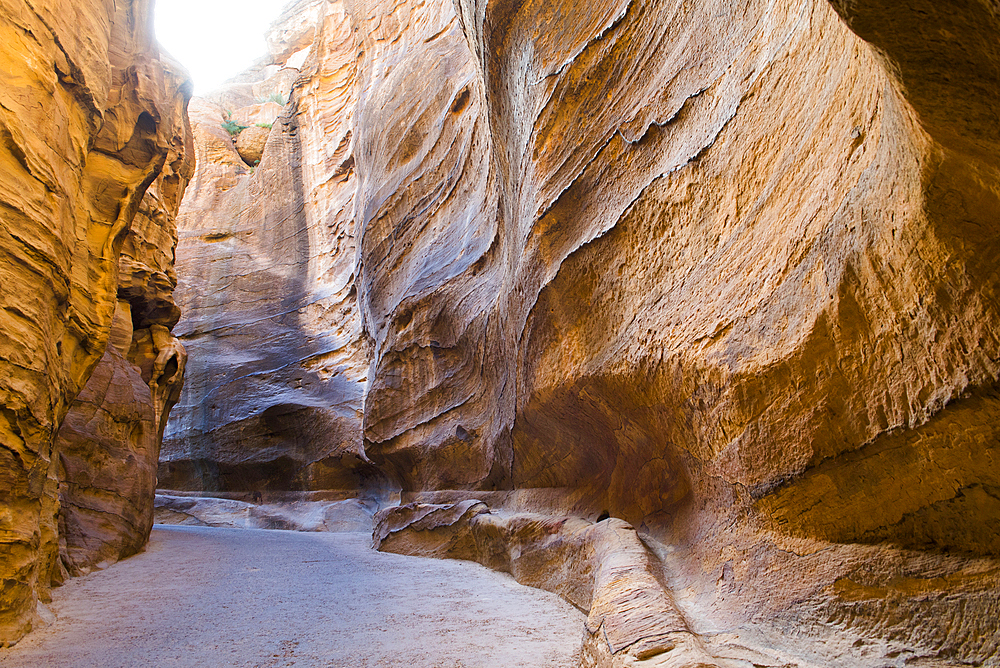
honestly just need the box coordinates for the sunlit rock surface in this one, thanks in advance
[166,0,1000,664]
[56,117,193,578]
[0,0,192,645]
[235,125,270,166]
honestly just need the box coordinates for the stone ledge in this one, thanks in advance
[374,501,721,668]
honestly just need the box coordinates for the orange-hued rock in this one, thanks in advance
[0,0,191,645]
[235,125,271,166]
[361,0,995,660]
[167,0,1000,663]
[340,0,999,652]
[232,102,283,128]
[266,0,323,62]
[53,46,192,585]
[347,0,1000,529]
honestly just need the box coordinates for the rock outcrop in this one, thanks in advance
[166,0,1000,664]
[376,501,721,668]
[56,122,193,577]
[346,0,1000,535]
[0,0,192,644]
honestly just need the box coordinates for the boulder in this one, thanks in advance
[235,125,271,166]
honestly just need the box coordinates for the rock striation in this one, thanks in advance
[166,0,1000,664]
[55,132,192,577]
[0,0,192,645]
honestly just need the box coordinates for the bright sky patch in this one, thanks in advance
[155,0,289,94]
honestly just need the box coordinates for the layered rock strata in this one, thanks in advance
[352,0,1000,660]
[55,139,192,577]
[348,0,1000,540]
[0,0,191,644]
[166,0,1000,663]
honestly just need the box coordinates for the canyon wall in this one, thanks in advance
[167,0,999,663]
[0,0,191,645]
[348,0,1000,545]
[55,130,192,577]
[160,0,375,495]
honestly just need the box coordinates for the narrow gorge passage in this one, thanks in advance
[3,0,999,663]
[0,526,584,668]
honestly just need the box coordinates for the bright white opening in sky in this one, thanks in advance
[155,0,290,95]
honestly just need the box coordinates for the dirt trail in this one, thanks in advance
[0,525,584,668]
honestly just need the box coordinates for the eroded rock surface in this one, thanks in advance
[0,0,192,644]
[56,105,193,577]
[375,502,720,668]
[161,0,375,496]
[353,0,1000,661]
[166,0,1000,664]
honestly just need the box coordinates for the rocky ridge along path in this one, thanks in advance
[0,526,583,668]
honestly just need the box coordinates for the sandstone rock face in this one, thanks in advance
[55,335,159,577]
[350,0,998,659]
[167,0,1000,663]
[348,0,1000,532]
[0,0,191,644]
[161,0,376,496]
[56,124,193,578]
[232,101,283,128]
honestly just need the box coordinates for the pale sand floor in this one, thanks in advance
[0,525,584,668]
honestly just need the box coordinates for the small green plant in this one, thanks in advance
[220,110,247,138]
[255,122,273,129]
[253,93,288,106]
[222,119,248,136]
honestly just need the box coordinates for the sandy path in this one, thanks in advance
[0,525,584,668]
